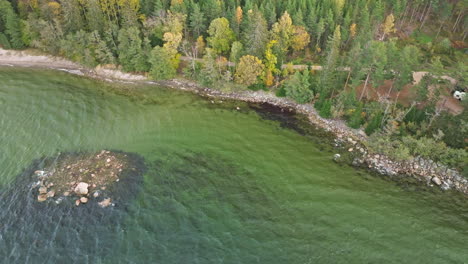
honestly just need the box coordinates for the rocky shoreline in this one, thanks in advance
[1,49,466,196]
[157,79,468,195]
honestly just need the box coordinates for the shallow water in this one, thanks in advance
[0,67,467,263]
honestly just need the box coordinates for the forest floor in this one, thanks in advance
[354,78,464,115]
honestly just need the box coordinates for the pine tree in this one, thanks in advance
[242,9,268,57]
[0,0,25,49]
[348,104,363,129]
[117,27,150,72]
[189,3,205,38]
[320,25,341,97]
[150,45,178,80]
[319,99,332,118]
[284,70,314,104]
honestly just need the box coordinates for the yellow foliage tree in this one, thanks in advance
[196,35,205,57]
[99,0,140,22]
[171,0,183,6]
[163,11,186,35]
[264,70,274,87]
[333,0,345,16]
[350,23,357,38]
[47,2,61,17]
[163,32,183,51]
[235,6,243,25]
[291,26,310,52]
[381,14,396,40]
[271,11,294,54]
[235,55,265,86]
[263,40,278,86]
[118,0,140,11]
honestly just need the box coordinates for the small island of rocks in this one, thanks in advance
[32,150,145,208]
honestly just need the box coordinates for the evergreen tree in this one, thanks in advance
[242,9,268,57]
[0,0,24,49]
[284,70,314,104]
[189,3,205,38]
[150,46,178,80]
[320,25,341,97]
[348,104,364,129]
[365,112,383,135]
[319,99,332,118]
[117,27,150,72]
[229,41,243,63]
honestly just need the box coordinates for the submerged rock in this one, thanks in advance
[37,194,47,202]
[98,198,112,208]
[74,182,89,195]
[38,186,47,194]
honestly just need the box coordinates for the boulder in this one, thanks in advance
[431,177,442,186]
[46,190,55,198]
[39,186,47,194]
[441,182,451,191]
[333,154,341,160]
[74,182,89,195]
[37,194,47,202]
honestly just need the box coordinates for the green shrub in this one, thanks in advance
[318,99,332,118]
[0,33,11,49]
[149,46,178,80]
[284,70,313,104]
[275,86,287,97]
[348,104,363,129]
[248,83,267,91]
[365,112,383,135]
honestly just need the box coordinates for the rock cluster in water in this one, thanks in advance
[33,150,135,207]
[334,136,468,194]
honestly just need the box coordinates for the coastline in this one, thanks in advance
[1,48,467,196]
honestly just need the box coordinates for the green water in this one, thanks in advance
[0,67,467,263]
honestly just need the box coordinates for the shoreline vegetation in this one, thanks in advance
[0,0,466,199]
[1,48,467,196]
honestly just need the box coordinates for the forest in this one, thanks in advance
[0,0,467,175]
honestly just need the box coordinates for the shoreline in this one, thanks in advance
[1,48,467,196]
